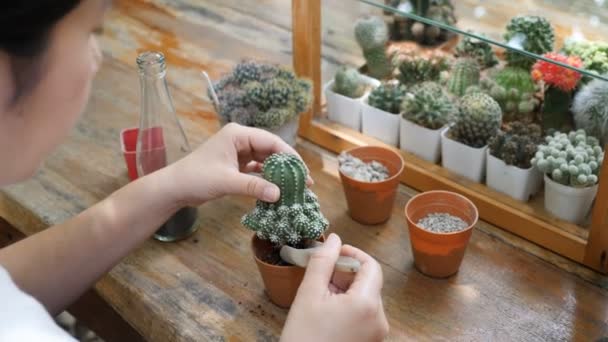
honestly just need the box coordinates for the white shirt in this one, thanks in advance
[0,266,76,341]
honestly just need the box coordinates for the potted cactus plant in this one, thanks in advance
[241,153,329,308]
[486,122,544,201]
[210,60,312,146]
[446,57,481,97]
[454,32,499,70]
[481,66,540,123]
[400,81,457,163]
[562,39,608,84]
[396,52,450,86]
[531,52,583,133]
[442,92,503,182]
[324,66,379,131]
[354,15,394,80]
[531,130,604,224]
[503,15,555,70]
[571,77,608,146]
[361,81,407,146]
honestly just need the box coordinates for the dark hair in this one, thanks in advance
[0,1,82,101]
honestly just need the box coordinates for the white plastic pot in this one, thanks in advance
[544,174,598,224]
[267,115,300,147]
[361,99,400,147]
[486,151,542,202]
[324,77,380,131]
[400,118,445,163]
[441,128,487,183]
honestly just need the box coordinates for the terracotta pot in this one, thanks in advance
[404,190,478,278]
[251,234,324,308]
[339,146,405,225]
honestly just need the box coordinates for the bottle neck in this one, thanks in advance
[137,51,166,79]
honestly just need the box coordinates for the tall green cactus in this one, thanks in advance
[241,153,329,246]
[447,58,481,97]
[448,92,503,148]
[401,81,456,129]
[368,82,407,114]
[355,16,393,79]
[333,66,367,99]
[503,15,555,69]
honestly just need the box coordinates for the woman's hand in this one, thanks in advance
[281,233,389,342]
[164,123,306,206]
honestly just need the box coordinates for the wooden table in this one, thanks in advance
[2,0,608,341]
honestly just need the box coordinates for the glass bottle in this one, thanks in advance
[135,51,199,242]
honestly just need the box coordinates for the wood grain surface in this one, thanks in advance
[1,0,608,341]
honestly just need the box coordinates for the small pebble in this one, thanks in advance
[417,213,469,233]
[338,152,389,182]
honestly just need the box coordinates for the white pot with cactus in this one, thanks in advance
[400,81,456,163]
[361,81,405,147]
[486,122,543,201]
[210,60,312,146]
[324,67,378,131]
[531,130,604,224]
[441,92,503,182]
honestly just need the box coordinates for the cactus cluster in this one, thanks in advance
[355,16,393,79]
[396,52,450,85]
[448,92,503,148]
[562,39,608,82]
[241,153,329,247]
[488,122,543,169]
[401,81,456,130]
[455,33,499,69]
[572,77,608,145]
[481,67,539,121]
[447,58,480,97]
[384,0,457,46]
[531,130,604,187]
[333,66,367,99]
[504,15,555,69]
[211,60,312,129]
[368,82,407,114]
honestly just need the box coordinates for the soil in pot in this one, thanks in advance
[338,147,404,225]
[405,190,478,278]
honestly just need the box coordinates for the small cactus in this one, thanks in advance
[447,58,481,97]
[448,92,503,148]
[241,153,329,246]
[562,39,608,82]
[396,52,450,85]
[355,16,393,79]
[368,82,407,114]
[333,66,367,99]
[401,81,457,129]
[504,15,555,69]
[488,121,543,169]
[481,66,539,122]
[455,33,499,69]
[571,77,608,145]
[384,0,457,46]
[531,130,604,187]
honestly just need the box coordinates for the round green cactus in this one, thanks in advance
[531,130,604,187]
[401,81,457,130]
[455,33,499,69]
[503,15,555,69]
[447,58,481,97]
[481,67,539,121]
[571,77,608,146]
[368,82,407,114]
[355,15,392,79]
[241,153,329,246]
[449,92,503,148]
[333,66,367,99]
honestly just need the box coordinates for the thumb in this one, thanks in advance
[227,173,280,202]
[298,233,342,297]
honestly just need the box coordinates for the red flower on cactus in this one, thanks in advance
[531,52,583,92]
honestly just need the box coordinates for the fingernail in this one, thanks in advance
[326,233,339,245]
[307,175,315,185]
[262,186,279,202]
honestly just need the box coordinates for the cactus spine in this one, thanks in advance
[241,153,329,246]
[488,121,543,169]
[355,16,393,79]
[503,15,555,69]
[571,77,608,145]
[531,130,604,187]
[368,82,407,114]
[401,81,456,129]
[448,92,503,148]
[447,58,481,97]
[333,67,367,99]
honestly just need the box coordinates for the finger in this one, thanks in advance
[341,245,384,297]
[224,172,280,202]
[242,161,263,174]
[298,233,342,297]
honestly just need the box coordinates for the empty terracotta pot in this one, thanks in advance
[339,146,405,225]
[404,190,478,278]
[251,234,324,308]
